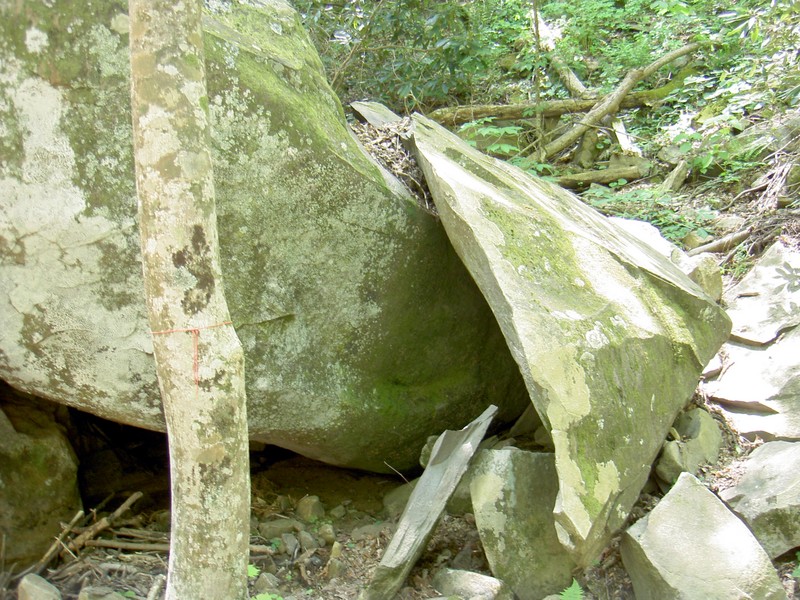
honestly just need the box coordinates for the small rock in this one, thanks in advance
[318,523,336,545]
[681,230,710,250]
[419,434,439,468]
[253,572,281,595]
[655,408,722,485]
[325,557,345,579]
[296,495,325,522]
[720,441,800,558]
[77,587,127,600]
[17,574,61,600]
[258,517,303,539]
[298,529,319,551]
[328,504,347,519]
[383,479,418,518]
[351,521,390,541]
[431,568,515,600]
[281,532,300,557]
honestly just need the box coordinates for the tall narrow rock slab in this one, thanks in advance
[407,114,731,563]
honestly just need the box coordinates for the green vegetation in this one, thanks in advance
[560,578,585,599]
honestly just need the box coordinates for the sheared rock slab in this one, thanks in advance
[654,407,722,485]
[0,392,82,567]
[621,473,787,600]
[395,110,730,564]
[0,0,528,471]
[723,241,800,345]
[720,441,800,558]
[17,574,62,600]
[470,448,575,599]
[360,406,496,600]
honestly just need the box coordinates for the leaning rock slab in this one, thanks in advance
[621,473,787,600]
[0,0,527,471]
[404,112,730,564]
[720,441,800,558]
[470,448,575,599]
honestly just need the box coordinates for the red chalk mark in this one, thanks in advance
[151,321,232,399]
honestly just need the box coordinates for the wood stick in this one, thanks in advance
[62,492,143,558]
[23,510,85,577]
[687,228,752,256]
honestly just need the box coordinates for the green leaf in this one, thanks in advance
[560,578,584,600]
[247,563,261,578]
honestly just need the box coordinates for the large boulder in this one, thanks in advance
[399,112,731,564]
[0,388,82,568]
[0,0,528,472]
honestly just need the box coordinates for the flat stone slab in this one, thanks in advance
[720,441,800,558]
[723,241,800,345]
[704,325,800,440]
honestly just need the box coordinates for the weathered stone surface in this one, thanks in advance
[431,568,515,600]
[17,574,62,600]
[470,449,575,599]
[0,392,82,568]
[621,473,787,600]
[723,241,800,345]
[705,326,800,440]
[404,112,731,564]
[720,441,800,558]
[0,0,527,471]
[655,407,722,485]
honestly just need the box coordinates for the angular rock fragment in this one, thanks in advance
[655,407,722,485]
[620,473,786,600]
[431,568,515,600]
[720,441,800,558]
[470,448,575,599]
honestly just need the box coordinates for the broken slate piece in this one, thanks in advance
[723,241,800,344]
[704,325,800,440]
[620,473,787,600]
[358,405,497,600]
[720,441,800,558]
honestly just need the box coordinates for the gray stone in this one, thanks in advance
[297,529,319,551]
[431,568,515,600]
[470,449,575,599]
[295,495,325,522]
[705,326,800,440]
[655,408,722,485]
[0,0,528,473]
[621,473,786,600]
[17,574,61,600]
[720,441,800,558]
[383,479,418,519]
[318,523,336,545]
[253,572,281,595]
[280,532,300,557]
[77,588,127,600]
[722,241,800,345]
[402,111,730,564]
[257,517,303,540]
[0,397,82,568]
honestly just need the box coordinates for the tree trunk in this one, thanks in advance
[128,1,250,599]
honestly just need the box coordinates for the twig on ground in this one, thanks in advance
[61,492,143,559]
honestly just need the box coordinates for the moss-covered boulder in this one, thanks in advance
[0,0,528,471]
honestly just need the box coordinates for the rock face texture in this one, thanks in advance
[404,113,731,564]
[469,449,575,599]
[720,441,800,559]
[621,473,787,600]
[0,0,528,471]
[0,392,82,567]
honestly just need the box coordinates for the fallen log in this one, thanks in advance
[428,66,698,127]
[553,165,648,189]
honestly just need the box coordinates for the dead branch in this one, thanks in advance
[553,165,648,189]
[61,492,143,559]
[18,510,85,578]
[687,228,753,256]
[544,69,644,158]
